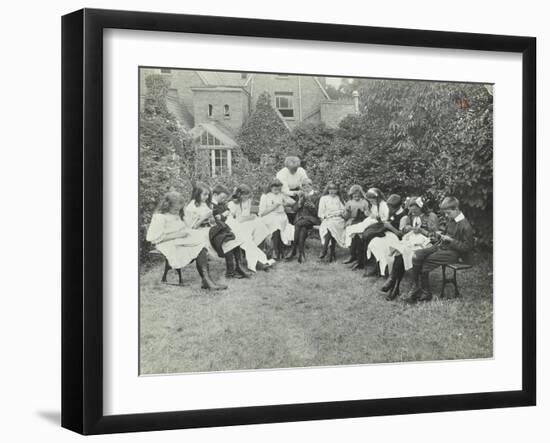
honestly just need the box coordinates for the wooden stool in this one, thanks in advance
[440,263,472,298]
[149,250,183,285]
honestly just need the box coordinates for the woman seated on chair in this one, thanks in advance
[259,178,296,259]
[286,178,320,263]
[318,182,347,262]
[276,155,310,225]
[184,182,250,280]
[146,190,226,290]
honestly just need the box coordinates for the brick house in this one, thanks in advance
[140,68,358,176]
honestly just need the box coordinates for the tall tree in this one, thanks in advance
[237,92,293,164]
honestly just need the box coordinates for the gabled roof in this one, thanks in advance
[244,73,330,99]
[189,122,238,148]
[196,71,248,87]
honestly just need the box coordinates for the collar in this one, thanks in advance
[454,212,465,222]
[395,207,404,216]
[211,197,219,205]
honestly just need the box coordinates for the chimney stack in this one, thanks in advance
[352,90,359,114]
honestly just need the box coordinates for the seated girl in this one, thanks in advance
[344,188,389,271]
[212,184,273,272]
[318,182,347,262]
[381,196,440,300]
[227,184,271,247]
[401,196,440,241]
[259,178,296,259]
[146,191,226,290]
[285,178,320,263]
[342,184,370,264]
[360,188,392,275]
[184,182,249,280]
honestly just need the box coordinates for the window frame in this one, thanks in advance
[275,92,295,118]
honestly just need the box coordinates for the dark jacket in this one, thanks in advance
[210,201,236,257]
[441,214,474,263]
[208,223,236,258]
[294,192,321,228]
[212,201,229,222]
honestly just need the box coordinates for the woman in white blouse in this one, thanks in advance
[276,156,310,224]
[227,184,271,247]
[146,191,226,290]
[317,182,347,262]
[259,179,296,259]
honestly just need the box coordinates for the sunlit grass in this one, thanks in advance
[139,240,493,375]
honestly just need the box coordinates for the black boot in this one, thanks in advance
[328,238,337,262]
[224,250,235,278]
[256,262,270,272]
[351,240,366,270]
[285,244,297,261]
[196,249,227,290]
[405,264,423,303]
[344,237,358,264]
[273,231,283,260]
[319,234,330,259]
[418,272,433,302]
[385,256,404,300]
[363,263,379,278]
[234,248,251,278]
[381,276,396,292]
[297,228,307,263]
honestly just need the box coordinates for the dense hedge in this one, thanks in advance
[289,80,493,247]
[140,76,493,262]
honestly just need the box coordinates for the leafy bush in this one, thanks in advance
[140,73,494,259]
[237,92,293,164]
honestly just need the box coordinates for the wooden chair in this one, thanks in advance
[440,263,473,298]
[149,249,183,285]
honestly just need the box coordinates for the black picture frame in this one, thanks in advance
[61,8,536,435]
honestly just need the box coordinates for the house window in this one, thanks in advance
[275,92,294,118]
[224,104,230,118]
[212,149,231,176]
[198,130,232,176]
[207,104,213,117]
[160,68,171,74]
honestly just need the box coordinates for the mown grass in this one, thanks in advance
[139,239,493,375]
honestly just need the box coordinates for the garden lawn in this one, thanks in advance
[140,240,493,374]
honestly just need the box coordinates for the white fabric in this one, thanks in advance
[367,230,431,273]
[318,195,346,247]
[367,232,402,274]
[344,217,377,248]
[411,215,422,228]
[227,200,271,246]
[276,167,309,196]
[259,192,295,245]
[224,200,273,271]
[184,201,243,254]
[146,213,206,269]
[455,212,465,222]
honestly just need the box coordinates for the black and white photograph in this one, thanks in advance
[139,67,494,375]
